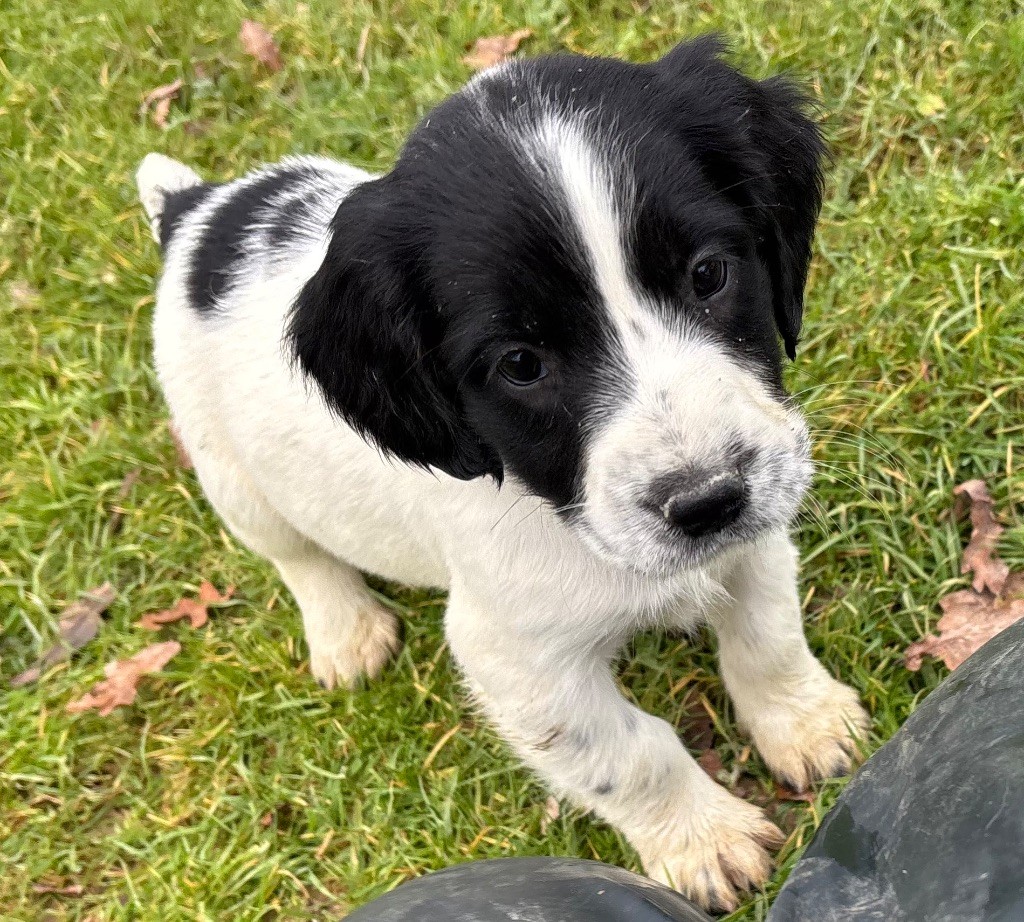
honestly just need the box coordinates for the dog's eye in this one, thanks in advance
[497,349,548,387]
[691,258,728,300]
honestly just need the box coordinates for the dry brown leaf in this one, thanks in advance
[680,708,715,752]
[905,480,1022,671]
[462,28,532,70]
[11,584,115,688]
[953,479,1009,595]
[905,587,1024,672]
[138,581,234,631]
[66,641,181,715]
[697,749,724,779]
[240,19,283,73]
[539,795,560,833]
[140,78,183,127]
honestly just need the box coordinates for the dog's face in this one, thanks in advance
[291,37,823,576]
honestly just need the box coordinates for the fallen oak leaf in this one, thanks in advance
[139,598,206,630]
[240,19,283,73]
[138,581,234,630]
[462,28,532,70]
[140,78,183,127]
[11,584,115,688]
[66,641,181,715]
[905,584,1024,672]
[953,479,1009,595]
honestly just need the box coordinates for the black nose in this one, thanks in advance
[659,472,747,538]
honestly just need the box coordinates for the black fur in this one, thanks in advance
[186,165,321,312]
[287,37,824,502]
[159,183,217,250]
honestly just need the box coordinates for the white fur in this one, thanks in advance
[138,143,867,910]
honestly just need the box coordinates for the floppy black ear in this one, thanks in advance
[287,178,499,481]
[743,75,826,360]
[657,37,826,359]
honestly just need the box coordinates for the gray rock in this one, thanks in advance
[770,618,1024,922]
[345,857,713,921]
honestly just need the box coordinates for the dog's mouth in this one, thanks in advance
[574,511,750,579]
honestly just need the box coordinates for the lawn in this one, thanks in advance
[2,0,1022,918]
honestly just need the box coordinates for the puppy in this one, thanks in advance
[137,36,869,911]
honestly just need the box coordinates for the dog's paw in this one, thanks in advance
[308,603,401,690]
[635,786,784,912]
[745,673,870,792]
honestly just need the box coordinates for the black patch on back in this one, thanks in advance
[187,165,320,313]
[159,183,218,250]
[266,194,319,249]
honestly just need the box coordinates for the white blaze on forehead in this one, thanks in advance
[518,116,659,350]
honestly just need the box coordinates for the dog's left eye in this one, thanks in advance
[497,349,548,387]
[692,258,728,300]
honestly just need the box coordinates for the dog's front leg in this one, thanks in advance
[445,586,783,912]
[713,531,870,791]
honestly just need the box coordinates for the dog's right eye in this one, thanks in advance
[691,257,728,300]
[497,349,548,387]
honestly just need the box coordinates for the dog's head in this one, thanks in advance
[290,36,823,576]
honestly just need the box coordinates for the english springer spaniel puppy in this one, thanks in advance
[137,36,869,911]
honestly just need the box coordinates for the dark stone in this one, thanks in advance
[770,618,1024,922]
[346,857,713,922]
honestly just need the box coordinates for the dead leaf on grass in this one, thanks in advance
[696,748,724,779]
[11,584,115,688]
[462,28,532,70]
[953,479,1009,595]
[905,579,1024,672]
[240,19,283,73]
[905,480,1023,671]
[66,641,181,715]
[140,78,183,127]
[138,581,234,631]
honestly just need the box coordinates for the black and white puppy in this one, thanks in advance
[137,36,869,911]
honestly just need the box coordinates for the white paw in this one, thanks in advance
[635,783,784,912]
[744,671,870,792]
[307,603,401,690]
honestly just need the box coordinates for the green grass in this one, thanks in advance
[2,0,1023,918]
